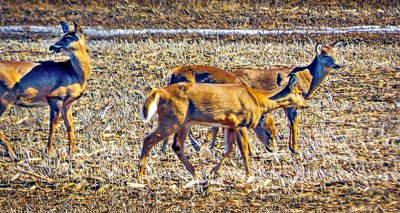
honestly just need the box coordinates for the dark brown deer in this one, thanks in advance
[139,75,309,177]
[168,42,343,154]
[0,21,91,159]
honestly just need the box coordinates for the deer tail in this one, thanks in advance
[141,90,161,123]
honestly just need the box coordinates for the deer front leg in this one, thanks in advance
[285,107,299,154]
[187,129,201,152]
[61,103,75,157]
[210,128,235,175]
[172,126,199,178]
[160,137,169,152]
[0,104,16,158]
[236,128,251,176]
[47,99,62,156]
[139,126,179,177]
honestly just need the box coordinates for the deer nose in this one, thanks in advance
[333,64,342,69]
[301,102,310,108]
[49,45,62,53]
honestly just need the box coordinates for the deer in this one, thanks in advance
[139,74,309,178]
[167,42,343,154]
[161,65,263,154]
[0,21,91,159]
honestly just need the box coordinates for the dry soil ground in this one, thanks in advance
[0,0,399,212]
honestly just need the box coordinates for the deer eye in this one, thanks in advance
[65,35,76,41]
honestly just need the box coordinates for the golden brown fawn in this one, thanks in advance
[168,42,343,154]
[139,74,308,177]
[0,21,90,159]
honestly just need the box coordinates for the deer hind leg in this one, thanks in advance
[0,102,16,158]
[47,99,62,156]
[61,103,75,157]
[138,126,179,177]
[210,128,235,175]
[187,129,200,152]
[172,126,199,178]
[285,107,299,154]
[236,128,251,176]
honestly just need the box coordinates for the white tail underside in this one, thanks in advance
[141,92,160,123]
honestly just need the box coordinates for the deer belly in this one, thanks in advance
[15,87,48,107]
[15,98,48,107]
[192,112,258,129]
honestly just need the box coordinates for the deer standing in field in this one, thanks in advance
[161,65,262,154]
[0,21,90,159]
[168,42,343,154]
[139,74,308,177]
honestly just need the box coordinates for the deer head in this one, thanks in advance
[315,42,343,70]
[49,20,85,56]
[269,74,309,109]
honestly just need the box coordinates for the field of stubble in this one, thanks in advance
[0,37,398,211]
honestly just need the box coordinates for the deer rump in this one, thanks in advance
[142,83,262,129]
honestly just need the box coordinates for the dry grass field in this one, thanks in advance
[1,37,399,212]
[0,0,399,212]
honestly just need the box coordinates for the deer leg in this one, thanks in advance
[160,137,169,152]
[210,128,235,175]
[209,127,220,151]
[265,113,277,151]
[187,129,201,152]
[47,99,62,156]
[285,107,299,154]
[236,128,251,176]
[172,126,199,178]
[138,126,179,177]
[247,137,255,156]
[61,103,75,157]
[161,130,200,153]
[0,104,16,158]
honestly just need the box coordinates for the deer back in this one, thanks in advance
[155,83,262,129]
[168,65,245,85]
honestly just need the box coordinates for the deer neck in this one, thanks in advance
[69,44,91,87]
[256,88,285,114]
[305,57,330,99]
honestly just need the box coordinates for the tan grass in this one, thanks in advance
[0,38,399,211]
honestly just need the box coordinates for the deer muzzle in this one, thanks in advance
[333,64,342,69]
[49,45,62,53]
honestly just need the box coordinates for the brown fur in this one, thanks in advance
[167,42,342,153]
[0,21,91,158]
[139,78,308,177]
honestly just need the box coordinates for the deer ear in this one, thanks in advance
[73,20,83,36]
[315,43,323,55]
[277,73,284,87]
[288,74,298,91]
[330,40,345,48]
[60,21,69,33]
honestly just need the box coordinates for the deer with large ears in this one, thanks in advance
[0,20,91,159]
[168,41,343,154]
[139,74,309,177]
